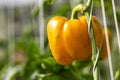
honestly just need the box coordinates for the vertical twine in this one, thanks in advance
[7,7,15,65]
[111,0,120,53]
[100,0,114,80]
[38,0,45,53]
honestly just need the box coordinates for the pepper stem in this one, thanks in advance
[71,0,101,80]
[70,0,91,20]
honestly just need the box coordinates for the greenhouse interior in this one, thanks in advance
[0,0,120,80]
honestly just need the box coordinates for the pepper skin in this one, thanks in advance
[47,16,74,65]
[47,16,105,65]
[63,16,104,60]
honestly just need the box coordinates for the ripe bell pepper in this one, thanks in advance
[47,16,110,65]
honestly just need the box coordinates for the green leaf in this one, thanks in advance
[26,40,41,59]
[0,65,23,80]
[45,0,54,5]
[30,0,55,18]
[42,73,61,80]
[53,5,71,16]
[72,60,91,70]
[0,40,8,48]
[115,69,120,80]
[21,40,41,79]
[39,70,81,80]
[117,9,120,25]
[41,57,62,73]
[57,70,81,80]
[30,6,39,18]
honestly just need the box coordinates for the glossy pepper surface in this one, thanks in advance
[47,16,74,65]
[63,16,104,60]
[47,16,110,65]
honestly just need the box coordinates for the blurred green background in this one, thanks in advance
[0,0,120,80]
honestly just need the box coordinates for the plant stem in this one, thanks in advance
[85,12,100,80]
[93,68,99,80]
[86,0,91,7]
[115,69,120,80]
[70,4,86,19]
[70,0,91,20]
[85,0,100,80]
[70,0,100,79]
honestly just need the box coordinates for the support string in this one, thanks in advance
[100,0,114,80]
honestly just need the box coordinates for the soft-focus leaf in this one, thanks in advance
[42,74,61,80]
[53,5,71,16]
[30,0,55,19]
[30,6,39,18]
[41,57,62,73]
[0,65,23,80]
[45,0,54,5]
[39,70,81,80]
[22,40,42,79]
[115,69,120,80]
[26,40,40,59]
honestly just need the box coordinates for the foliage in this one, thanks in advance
[0,30,94,80]
[0,0,120,80]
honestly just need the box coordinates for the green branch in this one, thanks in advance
[70,0,100,79]
[70,0,92,20]
[85,0,100,80]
